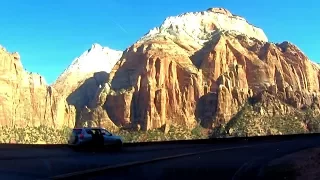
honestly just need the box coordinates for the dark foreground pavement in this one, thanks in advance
[73,137,320,180]
[0,136,319,180]
[0,143,253,180]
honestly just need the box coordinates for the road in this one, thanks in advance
[0,143,244,179]
[0,137,319,180]
[74,137,320,180]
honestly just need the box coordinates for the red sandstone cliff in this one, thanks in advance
[99,8,320,131]
[0,46,75,128]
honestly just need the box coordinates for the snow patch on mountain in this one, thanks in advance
[138,8,268,46]
[53,43,122,90]
[62,43,122,76]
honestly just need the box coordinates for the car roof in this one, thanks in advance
[72,127,106,130]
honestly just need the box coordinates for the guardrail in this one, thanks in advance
[0,132,319,149]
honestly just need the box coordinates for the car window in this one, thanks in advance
[101,129,111,135]
[91,129,100,135]
[85,129,93,134]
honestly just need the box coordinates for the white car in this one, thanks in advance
[68,127,123,151]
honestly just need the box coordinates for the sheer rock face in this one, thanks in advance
[99,8,320,131]
[0,46,75,128]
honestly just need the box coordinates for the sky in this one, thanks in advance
[0,0,319,84]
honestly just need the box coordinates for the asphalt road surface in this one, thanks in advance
[0,137,319,180]
[0,143,246,179]
[83,137,320,180]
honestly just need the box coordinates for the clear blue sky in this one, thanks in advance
[0,0,319,84]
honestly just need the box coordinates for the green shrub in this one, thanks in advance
[0,125,72,144]
[0,122,208,144]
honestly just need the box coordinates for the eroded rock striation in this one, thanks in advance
[0,46,75,128]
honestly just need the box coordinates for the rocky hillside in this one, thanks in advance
[53,43,122,128]
[69,7,320,135]
[0,45,75,129]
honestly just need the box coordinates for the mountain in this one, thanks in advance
[0,46,75,130]
[53,43,122,128]
[72,7,320,135]
[53,43,123,96]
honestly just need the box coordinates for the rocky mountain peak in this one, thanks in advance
[276,41,301,53]
[11,52,20,60]
[206,7,233,16]
[57,43,122,78]
[91,43,103,49]
[138,7,268,47]
[53,43,123,96]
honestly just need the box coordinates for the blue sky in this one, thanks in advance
[0,0,319,84]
